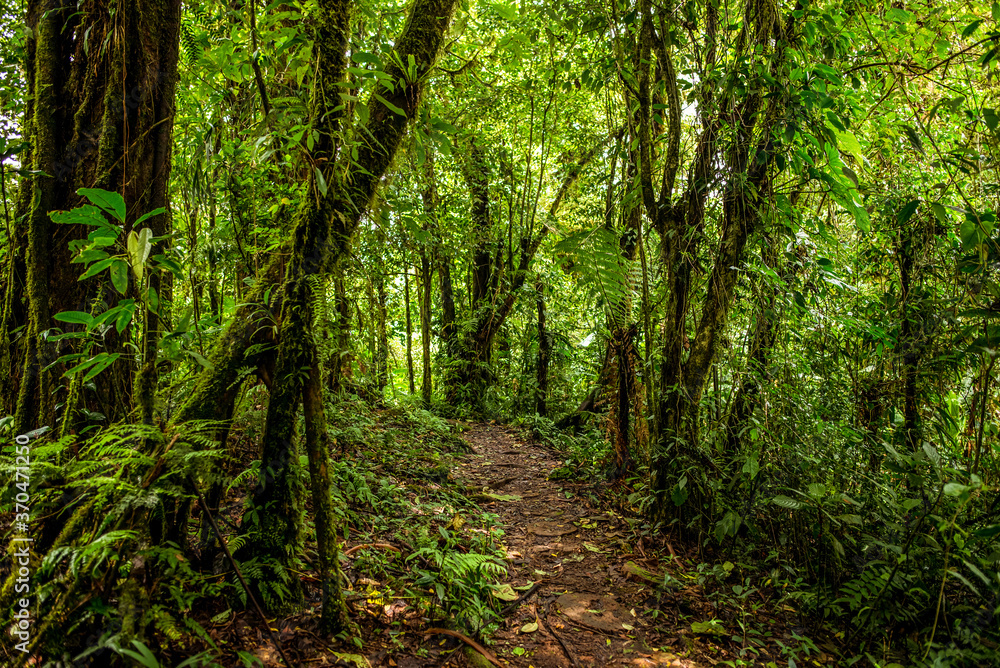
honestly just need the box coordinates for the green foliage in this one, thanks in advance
[0,420,231,659]
[554,227,635,326]
[5,0,1000,662]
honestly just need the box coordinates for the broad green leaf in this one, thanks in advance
[947,568,980,596]
[50,204,113,227]
[691,620,726,635]
[962,19,983,38]
[897,199,920,225]
[983,108,999,132]
[960,219,978,251]
[886,8,913,23]
[152,254,184,277]
[64,356,102,378]
[374,93,406,116]
[115,305,135,333]
[84,352,121,381]
[79,257,114,281]
[79,188,125,222]
[111,259,129,294]
[835,129,864,165]
[53,311,95,327]
[903,126,926,157]
[93,302,131,328]
[943,482,970,496]
[72,249,110,265]
[772,495,803,510]
[126,227,154,282]
[490,584,519,601]
[188,350,214,369]
[351,51,381,66]
[133,207,166,227]
[931,202,948,225]
[146,287,159,312]
[314,167,328,196]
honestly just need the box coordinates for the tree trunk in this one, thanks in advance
[303,350,352,635]
[240,0,458,620]
[632,3,797,521]
[420,253,433,404]
[0,164,29,418]
[535,280,550,416]
[376,274,389,394]
[329,274,351,394]
[724,240,786,456]
[438,256,456,350]
[465,139,494,308]
[419,152,438,405]
[405,266,415,394]
[12,0,180,434]
[450,132,612,406]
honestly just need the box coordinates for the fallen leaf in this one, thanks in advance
[691,620,726,636]
[521,622,539,633]
[490,584,519,601]
[484,493,522,501]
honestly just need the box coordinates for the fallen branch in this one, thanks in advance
[500,581,543,616]
[665,540,686,571]
[343,542,402,557]
[543,602,581,668]
[189,476,298,668]
[422,628,504,668]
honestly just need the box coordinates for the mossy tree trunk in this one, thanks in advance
[420,254,433,405]
[724,241,782,456]
[329,274,351,394]
[418,151,437,405]
[0,152,30,418]
[405,265,416,394]
[242,0,458,622]
[439,257,456,351]
[629,1,797,522]
[376,272,390,395]
[607,140,641,477]
[13,0,180,434]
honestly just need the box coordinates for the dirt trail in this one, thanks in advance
[447,423,699,668]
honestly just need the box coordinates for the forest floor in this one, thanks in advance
[348,421,834,668]
[421,421,712,668]
[206,418,837,668]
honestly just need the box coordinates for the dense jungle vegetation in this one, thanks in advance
[1,0,999,665]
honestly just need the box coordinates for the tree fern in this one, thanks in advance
[553,227,634,326]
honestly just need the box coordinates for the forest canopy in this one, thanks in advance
[1,0,999,666]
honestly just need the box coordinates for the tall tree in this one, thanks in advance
[239,0,459,622]
[10,0,181,433]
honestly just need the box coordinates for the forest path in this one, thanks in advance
[441,423,698,668]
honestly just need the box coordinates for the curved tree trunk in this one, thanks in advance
[631,2,798,522]
[241,0,458,622]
